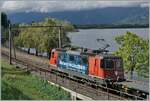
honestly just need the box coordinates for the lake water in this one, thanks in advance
[67,28,149,52]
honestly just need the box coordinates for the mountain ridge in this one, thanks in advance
[8,7,149,25]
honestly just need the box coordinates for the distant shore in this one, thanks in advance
[74,24,149,29]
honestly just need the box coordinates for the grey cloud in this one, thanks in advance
[0,0,149,13]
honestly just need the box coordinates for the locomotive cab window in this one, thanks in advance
[82,56,88,64]
[59,53,65,60]
[116,59,122,68]
[77,56,81,64]
[101,59,104,68]
[51,52,54,58]
[101,59,114,69]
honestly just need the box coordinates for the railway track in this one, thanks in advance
[1,49,148,100]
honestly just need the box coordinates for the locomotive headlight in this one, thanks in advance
[115,71,118,76]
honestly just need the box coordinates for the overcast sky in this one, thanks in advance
[0,0,149,13]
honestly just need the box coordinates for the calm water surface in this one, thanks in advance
[67,28,149,52]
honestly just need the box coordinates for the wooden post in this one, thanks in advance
[9,24,12,64]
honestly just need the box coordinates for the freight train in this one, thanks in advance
[49,47,149,99]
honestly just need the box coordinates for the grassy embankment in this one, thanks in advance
[1,59,70,100]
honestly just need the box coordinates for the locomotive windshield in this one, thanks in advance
[101,58,123,69]
[101,59,114,69]
[116,59,122,68]
[69,55,75,61]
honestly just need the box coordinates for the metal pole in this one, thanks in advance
[58,26,61,48]
[9,24,12,64]
[12,34,16,59]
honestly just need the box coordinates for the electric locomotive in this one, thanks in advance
[49,48,149,99]
[49,48,124,81]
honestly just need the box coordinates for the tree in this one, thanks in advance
[1,12,9,28]
[1,12,9,43]
[114,31,149,79]
[14,17,74,56]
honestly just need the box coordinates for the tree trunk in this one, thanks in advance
[27,48,30,54]
[48,48,53,59]
[130,67,134,80]
[35,50,38,56]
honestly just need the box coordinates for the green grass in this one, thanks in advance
[1,60,71,100]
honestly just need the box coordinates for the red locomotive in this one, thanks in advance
[49,48,148,99]
[49,48,124,81]
[88,54,124,81]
